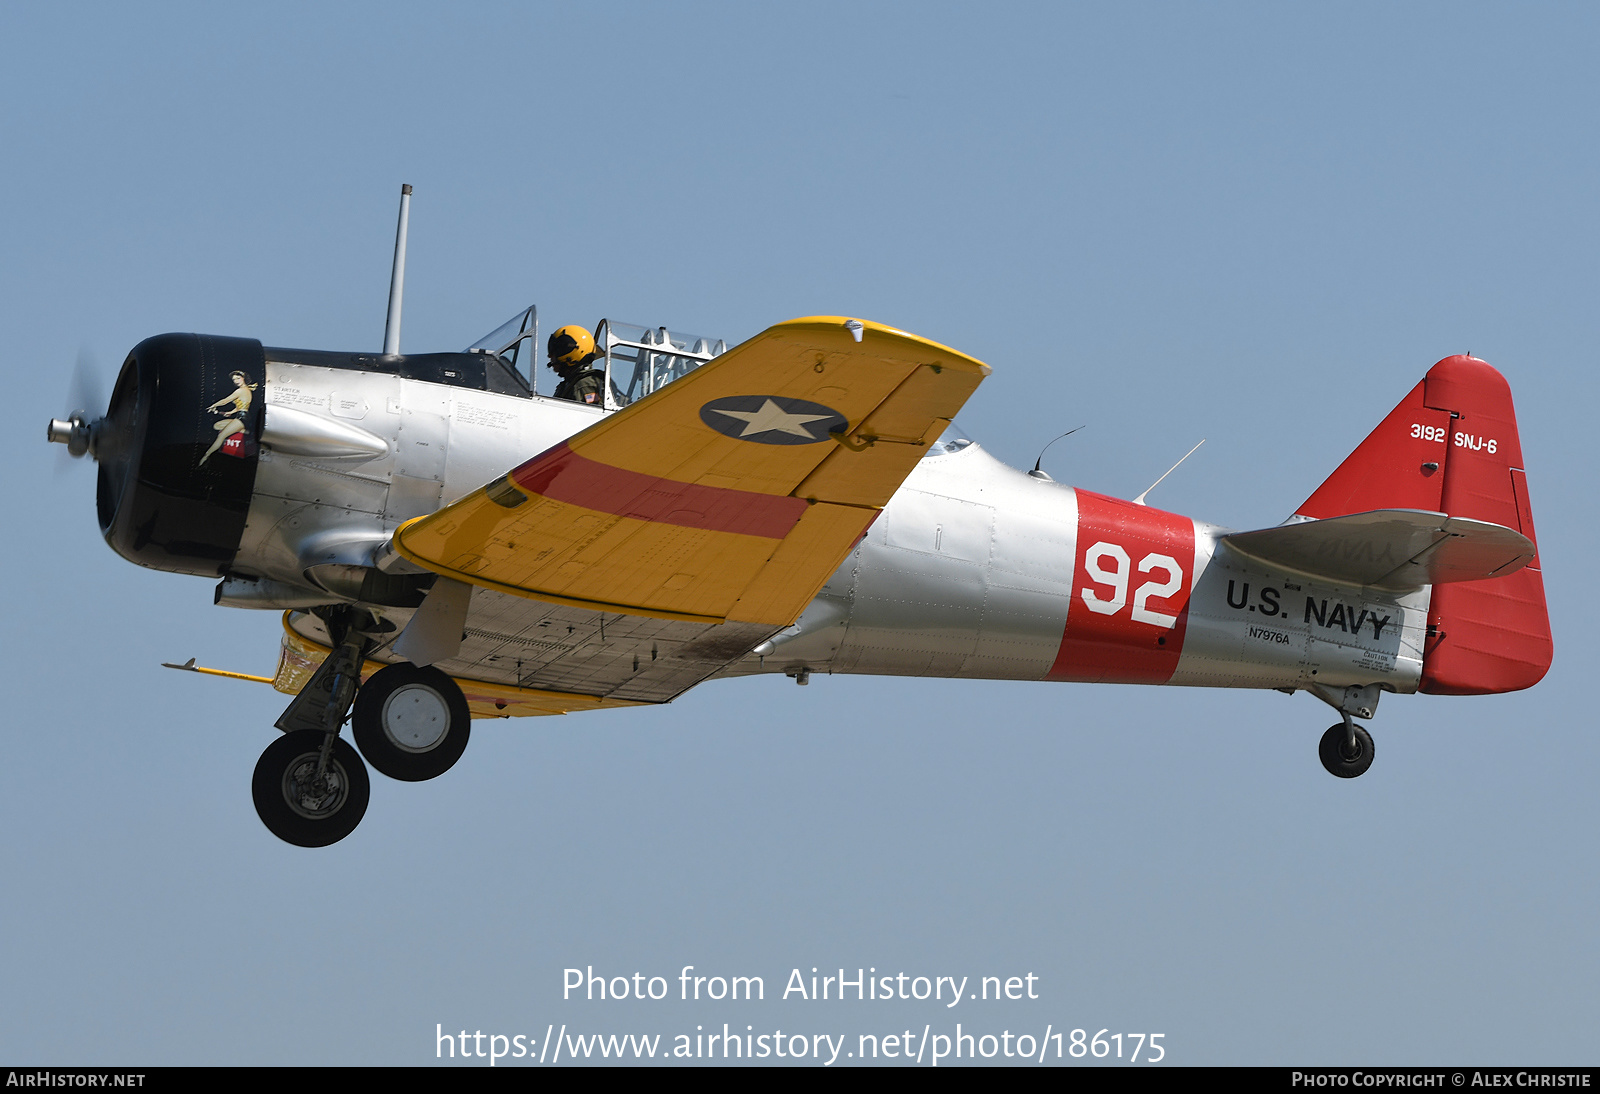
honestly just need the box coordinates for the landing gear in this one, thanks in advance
[252,730,370,847]
[250,606,475,845]
[1306,684,1379,779]
[1318,721,1375,779]
[254,605,378,847]
[352,663,471,782]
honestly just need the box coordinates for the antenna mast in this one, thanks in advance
[382,184,412,356]
[1133,439,1205,506]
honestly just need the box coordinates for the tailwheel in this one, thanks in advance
[253,729,371,847]
[1318,722,1375,779]
[351,663,471,782]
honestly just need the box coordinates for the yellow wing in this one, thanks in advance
[394,316,990,627]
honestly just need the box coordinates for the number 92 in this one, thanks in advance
[1081,542,1183,628]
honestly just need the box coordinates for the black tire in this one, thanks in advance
[252,730,370,847]
[1318,723,1375,779]
[351,663,471,782]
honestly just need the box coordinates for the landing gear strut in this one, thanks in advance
[252,607,375,847]
[1309,684,1379,780]
[251,608,476,846]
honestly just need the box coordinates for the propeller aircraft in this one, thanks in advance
[48,188,1552,846]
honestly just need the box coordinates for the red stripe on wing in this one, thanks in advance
[509,442,808,540]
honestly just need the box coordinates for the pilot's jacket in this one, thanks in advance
[553,366,604,405]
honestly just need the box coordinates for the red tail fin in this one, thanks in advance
[1295,355,1551,694]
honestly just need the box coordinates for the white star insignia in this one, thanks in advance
[709,399,833,439]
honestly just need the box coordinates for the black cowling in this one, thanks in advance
[97,333,265,577]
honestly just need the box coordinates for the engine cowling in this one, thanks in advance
[97,333,265,576]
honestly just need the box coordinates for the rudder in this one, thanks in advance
[1417,356,1550,693]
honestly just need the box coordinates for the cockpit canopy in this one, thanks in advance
[594,320,726,409]
[466,306,727,407]
[467,308,980,454]
[465,305,539,387]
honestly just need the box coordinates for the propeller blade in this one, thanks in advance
[52,347,109,473]
[68,346,106,418]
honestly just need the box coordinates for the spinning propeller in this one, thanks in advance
[48,348,107,462]
[47,347,138,517]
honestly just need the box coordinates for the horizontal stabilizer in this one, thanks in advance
[1221,509,1534,591]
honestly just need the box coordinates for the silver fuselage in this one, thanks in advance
[239,361,1426,699]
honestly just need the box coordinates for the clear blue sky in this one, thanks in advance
[2,2,1595,1065]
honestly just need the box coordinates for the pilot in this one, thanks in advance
[547,325,605,405]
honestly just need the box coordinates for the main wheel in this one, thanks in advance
[352,663,471,782]
[1318,723,1375,779]
[253,730,370,847]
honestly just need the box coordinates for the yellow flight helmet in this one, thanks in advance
[548,324,596,368]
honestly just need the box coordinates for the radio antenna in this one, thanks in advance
[1133,438,1205,506]
[382,183,412,356]
[1028,425,1085,481]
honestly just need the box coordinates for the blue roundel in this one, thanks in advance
[698,395,848,445]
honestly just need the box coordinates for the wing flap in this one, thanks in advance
[1222,509,1535,590]
[395,317,989,626]
[726,501,877,624]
